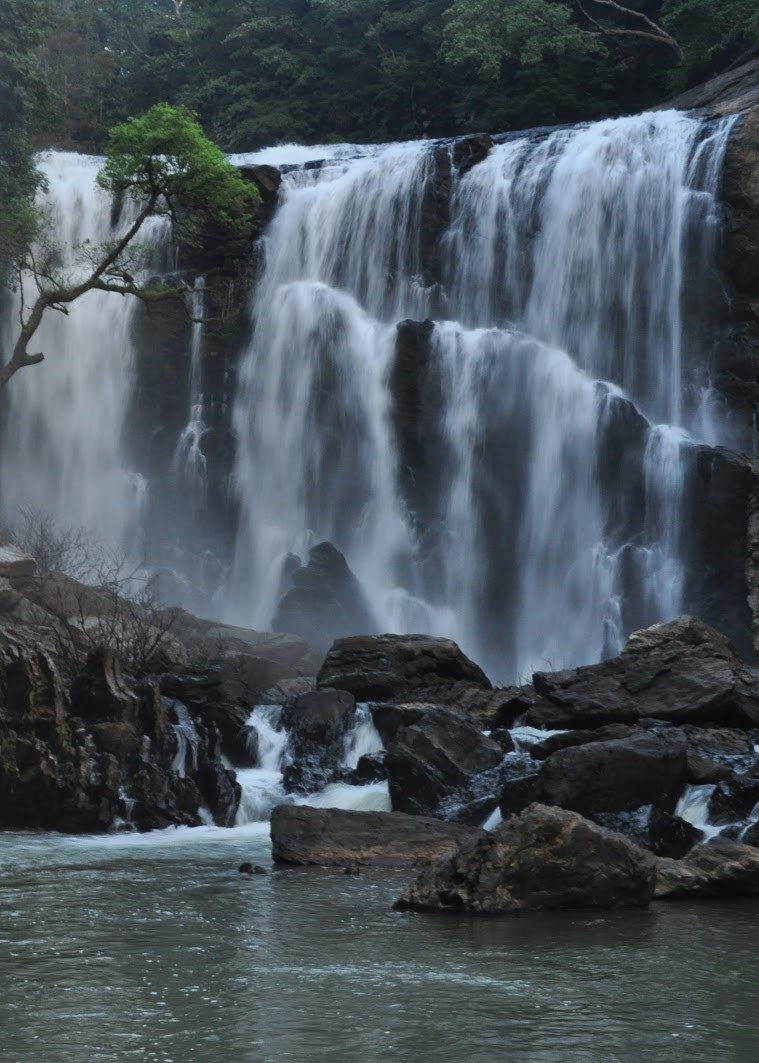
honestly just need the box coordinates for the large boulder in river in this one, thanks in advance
[395,804,657,913]
[317,633,491,701]
[384,706,503,817]
[280,688,356,793]
[536,730,688,815]
[656,837,759,899]
[524,616,759,730]
[271,804,483,866]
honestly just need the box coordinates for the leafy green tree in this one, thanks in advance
[0,0,48,284]
[663,0,759,87]
[0,103,258,393]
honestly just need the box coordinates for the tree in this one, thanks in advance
[441,0,683,80]
[0,0,48,285]
[0,103,258,394]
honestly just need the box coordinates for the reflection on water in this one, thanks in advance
[2,828,759,1062]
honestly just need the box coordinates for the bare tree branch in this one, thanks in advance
[575,0,684,62]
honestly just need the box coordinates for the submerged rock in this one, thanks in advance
[395,804,657,913]
[270,804,483,866]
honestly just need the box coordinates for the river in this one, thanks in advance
[2,824,758,1062]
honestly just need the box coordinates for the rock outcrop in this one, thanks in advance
[655,837,759,899]
[0,632,240,832]
[317,633,491,701]
[395,804,658,913]
[273,541,377,652]
[384,706,504,817]
[524,617,759,730]
[280,688,356,793]
[270,804,483,866]
[535,730,688,815]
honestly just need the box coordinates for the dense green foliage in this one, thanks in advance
[100,103,258,246]
[23,0,759,153]
[1,104,258,392]
[0,0,47,283]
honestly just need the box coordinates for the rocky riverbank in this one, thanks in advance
[6,540,759,914]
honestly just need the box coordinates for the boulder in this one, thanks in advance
[273,541,377,652]
[529,723,638,760]
[160,664,256,764]
[270,804,483,866]
[525,617,759,730]
[318,633,491,702]
[707,774,759,825]
[655,837,759,899]
[648,808,703,859]
[384,707,503,816]
[536,730,688,815]
[280,688,356,794]
[395,804,657,913]
[0,544,37,578]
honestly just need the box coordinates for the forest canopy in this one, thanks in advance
[19,0,759,153]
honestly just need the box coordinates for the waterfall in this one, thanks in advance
[172,279,208,500]
[0,112,739,682]
[0,152,162,548]
[231,111,737,680]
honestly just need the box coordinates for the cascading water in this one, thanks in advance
[172,279,208,500]
[0,113,739,681]
[231,111,737,680]
[0,153,160,548]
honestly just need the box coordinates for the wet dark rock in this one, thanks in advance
[648,808,704,858]
[238,163,282,208]
[70,648,140,725]
[0,544,37,578]
[280,688,356,794]
[273,541,377,653]
[344,751,387,785]
[489,728,516,754]
[384,707,503,816]
[529,723,637,760]
[686,752,735,785]
[498,755,543,817]
[160,667,254,765]
[708,774,759,825]
[369,702,439,745]
[318,633,491,702]
[656,837,759,899]
[395,804,657,913]
[0,626,240,833]
[525,617,759,731]
[589,807,652,850]
[536,730,688,815]
[271,804,484,866]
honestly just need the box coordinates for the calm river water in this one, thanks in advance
[2,823,758,1062]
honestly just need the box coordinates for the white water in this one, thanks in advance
[0,152,163,548]
[231,111,737,679]
[0,114,739,682]
[172,279,208,500]
[235,703,389,826]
